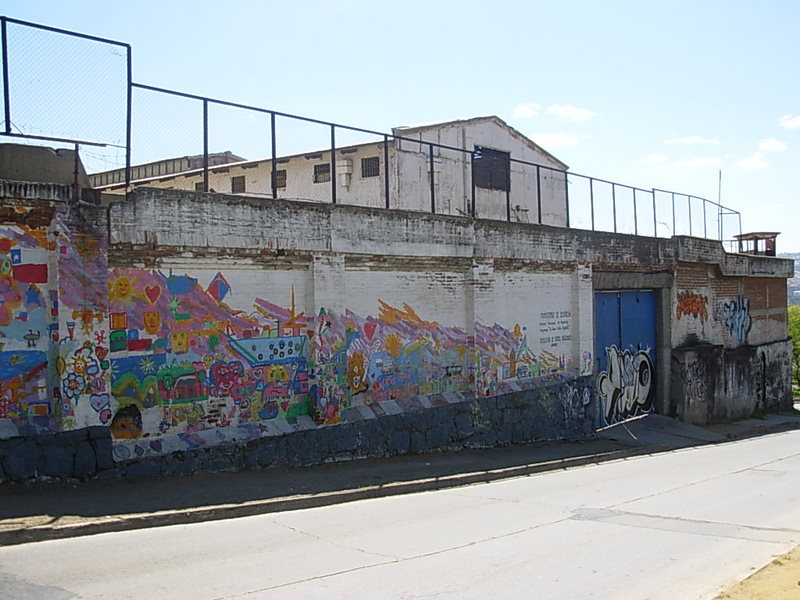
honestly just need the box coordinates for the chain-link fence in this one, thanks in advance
[1,17,129,175]
[1,16,743,245]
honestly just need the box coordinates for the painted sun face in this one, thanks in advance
[114,277,132,299]
[347,351,367,395]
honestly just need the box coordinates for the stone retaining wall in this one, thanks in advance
[0,376,596,482]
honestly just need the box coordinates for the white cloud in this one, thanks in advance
[545,104,595,121]
[736,153,767,169]
[779,114,800,129]
[644,153,669,165]
[664,136,720,145]
[673,157,723,169]
[512,103,542,119]
[532,132,580,149]
[758,138,787,152]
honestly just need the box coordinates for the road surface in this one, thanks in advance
[2,430,799,599]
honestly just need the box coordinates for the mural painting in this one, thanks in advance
[56,217,110,432]
[596,345,655,424]
[106,268,314,449]
[0,224,56,433]
[0,226,587,458]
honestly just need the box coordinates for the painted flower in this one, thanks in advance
[140,356,156,374]
[62,371,86,400]
[71,346,100,377]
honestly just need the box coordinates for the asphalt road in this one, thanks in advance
[2,430,799,600]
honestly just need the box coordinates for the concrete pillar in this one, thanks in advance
[571,264,594,377]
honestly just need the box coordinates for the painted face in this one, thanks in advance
[143,311,162,335]
[111,277,133,301]
[347,351,367,395]
[171,332,190,354]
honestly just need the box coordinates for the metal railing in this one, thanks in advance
[0,16,743,244]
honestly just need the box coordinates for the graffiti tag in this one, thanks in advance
[562,385,591,421]
[596,345,654,424]
[722,295,751,345]
[676,291,708,323]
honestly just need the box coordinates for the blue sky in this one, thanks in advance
[2,0,799,250]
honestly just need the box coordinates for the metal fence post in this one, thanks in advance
[564,171,570,227]
[536,165,542,224]
[383,134,390,209]
[672,192,676,237]
[125,44,132,191]
[688,195,692,236]
[1,18,10,135]
[633,189,638,236]
[471,151,476,218]
[652,190,657,237]
[590,178,595,231]
[703,199,707,238]
[429,143,435,213]
[270,112,277,199]
[612,184,617,233]
[202,99,209,192]
[330,124,337,205]
[72,142,80,202]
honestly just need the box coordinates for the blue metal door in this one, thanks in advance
[594,290,657,425]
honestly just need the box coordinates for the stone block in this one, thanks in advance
[73,440,97,477]
[92,437,114,470]
[455,413,474,439]
[409,431,426,454]
[389,430,410,455]
[3,439,39,480]
[124,461,163,479]
[42,444,73,477]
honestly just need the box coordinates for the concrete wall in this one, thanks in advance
[0,182,792,480]
[669,251,793,423]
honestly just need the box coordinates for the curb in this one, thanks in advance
[0,444,670,547]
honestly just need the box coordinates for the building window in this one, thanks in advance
[313,163,330,183]
[473,146,510,192]
[194,181,205,192]
[274,169,287,189]
[361,156,380,178]
[231,175,246,193]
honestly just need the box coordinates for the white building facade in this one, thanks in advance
[91,116,569,226]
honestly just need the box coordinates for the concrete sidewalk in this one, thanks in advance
[1,411,798,546]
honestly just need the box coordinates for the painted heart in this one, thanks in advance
[192,361,206,373]
[95,346,108,362]
[280,400,289,412]
[90,393,110,412]
[99,408,112,425]
[364,321,377,341]
[144,285,161,304]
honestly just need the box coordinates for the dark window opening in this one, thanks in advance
[473,146,510,192]
[361,156,380,178]
[194,181,205,192]
[274,169,287,189]
[231,175,246,193]
[314,163,331,183]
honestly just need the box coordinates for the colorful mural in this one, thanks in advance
[0,224,55,433]
[105,268,314,443]
[0,219,582,457]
